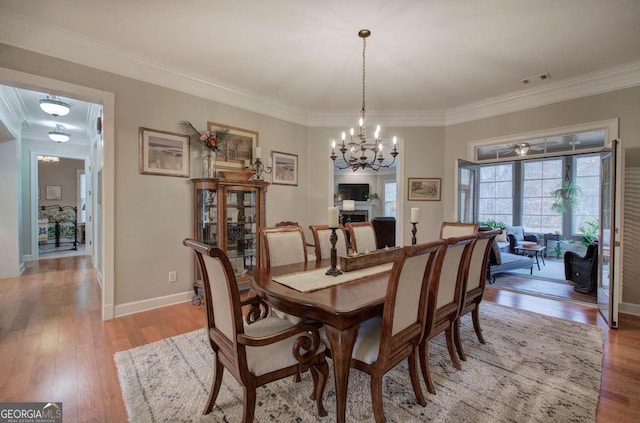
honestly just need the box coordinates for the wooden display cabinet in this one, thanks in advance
[191,178,269,288]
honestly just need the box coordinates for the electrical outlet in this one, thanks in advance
[168,271,177,283]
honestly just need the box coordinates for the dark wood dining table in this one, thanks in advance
[250,259,391,423]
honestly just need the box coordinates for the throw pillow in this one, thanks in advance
[493,228,507,243]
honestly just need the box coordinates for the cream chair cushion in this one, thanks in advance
[244,317,326,376]
[441,223,477,238]
[436,243,465,308]
[315,227,348,259]
[467,237,491,291]
[351,225,377,253]
[266,231,307,267]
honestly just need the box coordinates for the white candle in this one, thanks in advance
[244,159,250,168]
[328,207,339,228]
[255,147,262,159]
[411,207,420,223]
[267,157,272,168]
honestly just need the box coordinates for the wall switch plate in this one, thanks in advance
[168,271,177,283]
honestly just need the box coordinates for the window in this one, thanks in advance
[522,159,563,233]
[384,181,397,218]
[573,155,600,235]
[478,163,513,226]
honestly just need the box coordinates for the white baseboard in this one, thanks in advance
[114,290,193,318]
[23,254,34,261]
[619,302,640,317]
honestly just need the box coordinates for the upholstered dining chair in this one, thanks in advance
[439,221,479,239]
[349,240,446,423]
[183,239,329,422]
[308,224,348,260]
[419,234,476,395]
[453,229,499,361]
[346,221,378,254]
[259,225,310,268]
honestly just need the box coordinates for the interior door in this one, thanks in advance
[457,159,477,222]
[597,139,622,328]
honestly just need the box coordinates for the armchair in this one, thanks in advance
[505,225,540,253]
[564,242,598,295]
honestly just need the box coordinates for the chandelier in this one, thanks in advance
[330,29,398,172]
[48,124,71,143]
[39,95,71,117]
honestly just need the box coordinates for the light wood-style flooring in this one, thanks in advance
[1,256,638,422]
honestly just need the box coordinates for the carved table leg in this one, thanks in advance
[325,325,359,423]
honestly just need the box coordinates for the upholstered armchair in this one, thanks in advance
[564,242,598,294]
[308,224,348,260]
[505,225,540,253]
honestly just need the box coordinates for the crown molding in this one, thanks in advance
[445,61,640,125]
[0,85,30,136]
[2,12,639,128]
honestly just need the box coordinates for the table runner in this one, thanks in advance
[272,262,393,292]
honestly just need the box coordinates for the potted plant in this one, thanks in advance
[579,219,599,247]
[551,181,581,215]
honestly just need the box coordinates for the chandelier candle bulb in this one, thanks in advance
[255,147,261,159]
[328,207,339,228]
[411,207,420,223]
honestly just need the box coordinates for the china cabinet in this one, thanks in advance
[191,178,268,288]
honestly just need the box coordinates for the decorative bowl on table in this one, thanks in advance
[218,170,255,180]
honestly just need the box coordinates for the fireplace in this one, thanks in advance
[340,210,368,225]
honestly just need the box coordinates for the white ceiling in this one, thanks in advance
[1,0,640,133]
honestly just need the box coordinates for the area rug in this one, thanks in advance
[115,303,603,422]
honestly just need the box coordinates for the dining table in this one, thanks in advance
[250,258,393,423]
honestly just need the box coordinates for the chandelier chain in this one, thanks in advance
[361,36,366,116]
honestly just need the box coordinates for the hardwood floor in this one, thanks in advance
[1,256,638,422]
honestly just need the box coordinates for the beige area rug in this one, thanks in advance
[115,303,603,422]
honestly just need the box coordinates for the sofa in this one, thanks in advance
[486,241,534,284]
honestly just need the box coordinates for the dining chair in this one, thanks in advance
[419,234,476,394]
[439,221,479,238]
[183,239,329,422]
[259,225,310,268]
[346,221,378,254]
[308,224,348,260]
[275,220,299,227]
[454,229,499,361]
[349,240,446,423]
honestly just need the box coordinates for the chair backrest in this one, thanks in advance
[379,240,446,355]
[260,225,309,267]
[309,224,348,260]
[346,221,377,253]
[276,221,299,227]
[183,239,244,359]
[427,235,476,328]
[466,230,499,294]
[505,225,525,241]
[440,222,478,239]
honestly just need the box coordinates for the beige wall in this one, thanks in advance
[38,157,84,208]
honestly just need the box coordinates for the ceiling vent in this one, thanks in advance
[522,72,551,85]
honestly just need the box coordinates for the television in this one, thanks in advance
[338,183,370,201]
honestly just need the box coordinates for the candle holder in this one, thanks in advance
[325,227,343,276]
[245,158,272,181]
[411,222,418,245]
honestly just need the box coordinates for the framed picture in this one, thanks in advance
[207,122,258,170]
[408,177,441,201]
[139,127,190,177]
[272,151,298,186]
[45,185,62,200]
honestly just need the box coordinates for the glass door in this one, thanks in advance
[457,159,477,223]
[597,139,622,328]
[225,188,259,277]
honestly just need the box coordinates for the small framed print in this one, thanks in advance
[408,178,441,201]
[271,151,298,186]
[139,127,190,177]
[45,185,62,200]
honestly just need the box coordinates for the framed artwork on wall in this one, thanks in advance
[271,151,298,186]
[207,122,258,170]
[45,185,62,200]
[139,127,190,177]
[408,177,441,201]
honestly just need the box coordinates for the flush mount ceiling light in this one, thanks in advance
[39,95,71,117]
[330,29,399,172]
[514,142,530,156]
[48,124,70,143]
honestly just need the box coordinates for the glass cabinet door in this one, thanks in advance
[225,188,258,276]
[196,187,218,246]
